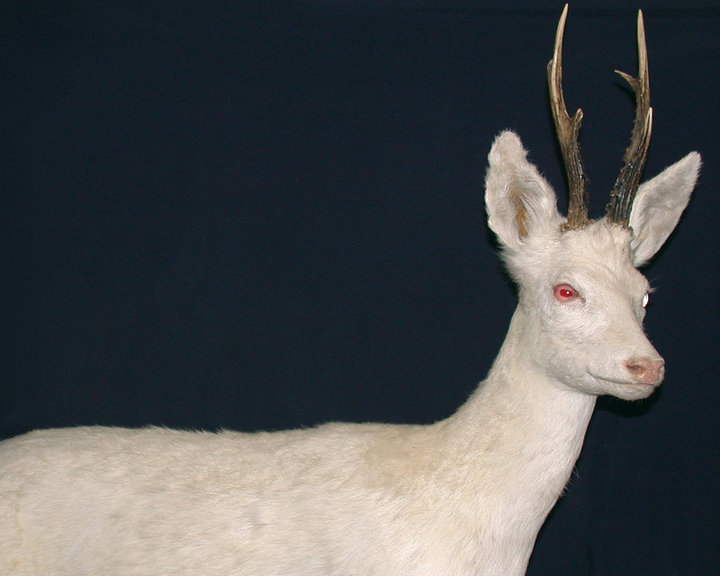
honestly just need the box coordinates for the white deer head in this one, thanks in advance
[484,6,701,402]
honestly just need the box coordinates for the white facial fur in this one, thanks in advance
[515,221,658,400]
[485,130,700,401]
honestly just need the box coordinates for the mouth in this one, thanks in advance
[590,369,662,387]
[589,372,661,400]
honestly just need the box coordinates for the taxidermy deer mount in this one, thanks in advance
[0,5,700,576]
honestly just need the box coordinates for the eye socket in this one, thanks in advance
[553,284,581,302]
[642,293,649,308]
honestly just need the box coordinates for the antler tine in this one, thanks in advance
[548,4,590,230]
[606,10,653,226]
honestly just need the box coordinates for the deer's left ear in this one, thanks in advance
[628,152,701,267]
[485,131,563,251]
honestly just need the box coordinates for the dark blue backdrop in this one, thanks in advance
[3,1,719,574]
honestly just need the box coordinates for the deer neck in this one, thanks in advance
[440,306,596,542]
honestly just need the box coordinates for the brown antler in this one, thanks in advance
[606,10,653,226]
[548,4,590,230]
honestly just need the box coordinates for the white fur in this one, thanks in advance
[0,131,700,576]
[629,151,701,266]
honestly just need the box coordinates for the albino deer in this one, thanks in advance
[0,6,700,576]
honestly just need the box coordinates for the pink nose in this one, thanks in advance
[625,358,665,386]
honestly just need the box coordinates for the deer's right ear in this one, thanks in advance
[627,151,701,267]
[485,131,562,251]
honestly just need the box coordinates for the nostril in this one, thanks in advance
[625,358,665,385]
[625,361,644,375]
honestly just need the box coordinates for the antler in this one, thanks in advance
[548,4,590,230]
[606,10,653,226]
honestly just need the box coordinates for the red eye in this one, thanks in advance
[554,284,580,302]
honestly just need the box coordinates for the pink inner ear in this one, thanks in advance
[554,284,581,302]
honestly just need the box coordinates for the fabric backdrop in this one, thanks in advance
[3,1,719,574]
